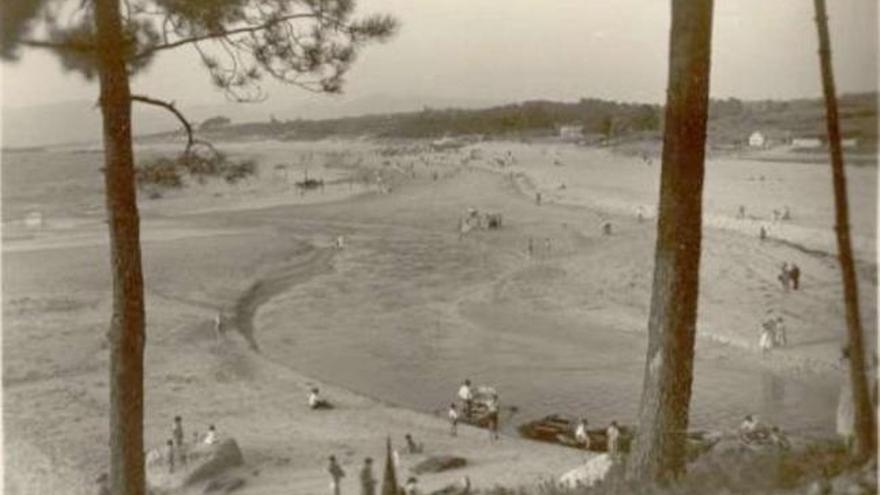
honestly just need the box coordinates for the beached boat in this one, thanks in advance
[517,414,634,452]
[518,414,721,457]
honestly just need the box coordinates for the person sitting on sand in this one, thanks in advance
[769,426,790,450]
[575,419,590,450]
[405,433,423,454]
[309,387,332,410]
[789,263,801,290]
[458,380,474,417]
[95,473,111,495]
[360,457,376,495]
[607,421,622,457]
[739,415,762,441]
[328,455,345,495]
[449,403,459,436]
[403,476,420,495]
[204,424,217,445]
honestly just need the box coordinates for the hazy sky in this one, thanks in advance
[1,0,877,109]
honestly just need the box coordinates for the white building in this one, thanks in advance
[748,131,765,148]
[559,125,584,142]
[792,137,823,148]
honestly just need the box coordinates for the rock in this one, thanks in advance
[558,454,614,489]
[203,476,246,494]
[184,439,245,486]
[411,456,467,474]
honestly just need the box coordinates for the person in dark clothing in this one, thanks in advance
[789,263,801,290]
[360,457,376,495]
[328,455,346,495]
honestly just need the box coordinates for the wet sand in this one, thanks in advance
[2,139,875,494]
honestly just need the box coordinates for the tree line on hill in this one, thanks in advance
[196,92,876,148]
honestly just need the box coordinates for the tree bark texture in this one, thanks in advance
[626,0,714,484]
[94,0,147,493]
[812,0,876,463]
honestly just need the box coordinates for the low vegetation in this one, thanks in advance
[135,151,257,192]
[480,440,873,495]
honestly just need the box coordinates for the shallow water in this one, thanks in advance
[260,295,840,438]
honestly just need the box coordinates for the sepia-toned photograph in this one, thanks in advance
[1,1,877,494]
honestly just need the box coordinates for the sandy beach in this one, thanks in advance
[2,139,875,494]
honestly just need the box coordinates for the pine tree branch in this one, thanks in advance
[130,94,217,156]
[134,12,320,60]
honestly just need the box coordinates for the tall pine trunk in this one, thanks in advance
[94,0,147,493]
[626,0,714,484]
[812,0,876,463]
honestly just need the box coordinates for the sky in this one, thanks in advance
[1,0,877,110]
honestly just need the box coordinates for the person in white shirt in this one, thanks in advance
[448,403,459,436]
[606,421,621,457]
[457,380,474,417]
[574,419,590,450]
[204,424,217,445]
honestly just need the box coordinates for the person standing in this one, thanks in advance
[359,457,376,495]
[328,455,346,495]
[607,421,621,458]
[458,380,474,418]
[448,403,459,436]
[172,416,185,449]
[778,263,790,291]
[574,419,590,450]
[759,320,775,354]
[789,263,801,290]
[165,439,176,474]
[486,395,500,441]
[774,317,787,347]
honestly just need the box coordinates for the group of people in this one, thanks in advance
[778,262,801,291]
[327,433,426,495]
[449,379,500,441]
[162,416,219,474]
[574,418,622,457]
[758,316,788,353]
[738,414,790,450]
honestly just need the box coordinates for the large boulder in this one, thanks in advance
[411,456,467,474]
[558,454,614,489]
[185,439,245,486]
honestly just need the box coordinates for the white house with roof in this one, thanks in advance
[748,131,766,148]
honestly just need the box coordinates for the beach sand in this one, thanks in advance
[2,139,875,494]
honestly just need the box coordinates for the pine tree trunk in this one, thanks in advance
[625,0,714,484]
[812,0,876,463]
[94,0,147,493]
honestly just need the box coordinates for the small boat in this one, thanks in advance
[518,414,720,457]
[517,414,634,452]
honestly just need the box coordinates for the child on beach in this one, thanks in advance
[172,416,184,448]
[449,403,459,436]
[759,321,775,353]
[405,433,423,454]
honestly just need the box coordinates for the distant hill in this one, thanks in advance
[4,92,875,150]
[1,93,502,149]
[188,92,877,150]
